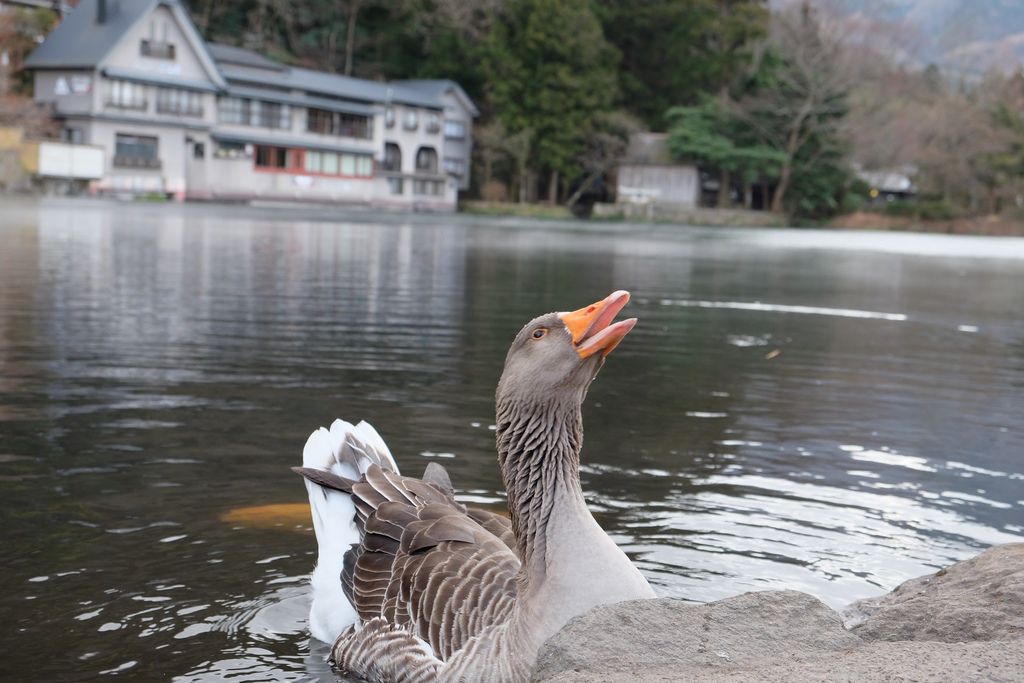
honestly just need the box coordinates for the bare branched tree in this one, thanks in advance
[733,4,852,212]
[566,111,640,207]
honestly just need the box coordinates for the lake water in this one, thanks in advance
[1,199,1022,681]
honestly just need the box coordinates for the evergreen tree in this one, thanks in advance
[596,0,768,130]
[666,99,782,208]
[486,0,618,201]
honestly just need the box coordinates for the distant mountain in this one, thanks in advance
[772,0,1024,76]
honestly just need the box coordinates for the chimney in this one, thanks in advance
[97,0,107,24]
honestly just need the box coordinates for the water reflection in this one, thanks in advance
[0,199,1022,680]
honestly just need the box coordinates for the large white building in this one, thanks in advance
[25,0,477,210]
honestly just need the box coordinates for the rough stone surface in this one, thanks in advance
[844,543,1024,642]
[532,543,1024,682]
[533,591,859,682]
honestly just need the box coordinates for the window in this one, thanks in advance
[426,112,441,134]
[140,39,175,59]
[257,101,289,129]
[218,97,249,124]
[259,146,373,177]
[415,146,438,173]
[141,19,175,59]
[413,179,443,195]
[217,98,290,129]
[114,133,159,168]
[193,142,204,159]
[304,150,322,173]
[61,127,83,144]
[382,142,401,172]
[322,151,339,174]
[403,109,418,131]
[306,108,372,139]
[387,177,404,195]
[307,109,333,135]
[107,79,146,110]
[444,157,466,177]
[255,145,288,169]
[355,155,373,176]
[156,88,202,116]
[444,120,466,139]
[384,106,395,129]
[341,153,356,176]
[214,141,249,159]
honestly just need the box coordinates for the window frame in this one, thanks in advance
[306,107,373,140]
[113,133,160,168]
[156,87,203,117]
[253,145,374,179]
[444,119,466,140]
[415,146,439,174]
[107,79,147,111]
[403,109,419,131]
[382,142,402,173]
[425,112,441,134]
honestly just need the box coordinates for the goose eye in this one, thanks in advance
[531,328,547,340]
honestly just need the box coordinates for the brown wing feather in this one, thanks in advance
[466,507,517,553]
[341,464,520,660]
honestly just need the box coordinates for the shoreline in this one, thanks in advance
[4,196,1024,262]
[534,543,1024,682]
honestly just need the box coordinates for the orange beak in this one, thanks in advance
[558,290,637,359]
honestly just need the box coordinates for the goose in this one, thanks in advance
[294,290,656,682]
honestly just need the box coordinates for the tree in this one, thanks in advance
[567,110,639,208]
[486,0,618,202]
[597,0,768,130]
[0,6,58,96]
[475,120,534,203]
[733,4,851,213]
[667,98,782,208]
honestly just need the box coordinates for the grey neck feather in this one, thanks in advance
[495,393,586,584]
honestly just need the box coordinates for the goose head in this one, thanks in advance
[496,290,636,409]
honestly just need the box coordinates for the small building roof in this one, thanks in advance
[856,167,917,194]
[622,133,674,166]
[395,79,480,117]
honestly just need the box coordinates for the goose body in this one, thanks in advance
[295,291,655,682]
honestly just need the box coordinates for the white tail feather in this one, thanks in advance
[302,419,398,644]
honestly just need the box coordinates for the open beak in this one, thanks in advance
[559,290,638,359]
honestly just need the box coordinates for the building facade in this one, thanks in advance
[615,133,699,209]
[25,0,477,210]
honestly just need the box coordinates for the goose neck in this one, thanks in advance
[495,397,586,575]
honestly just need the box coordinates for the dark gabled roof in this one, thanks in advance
[226,84,376,116]
[622,133,673,165]
[208,46,445,110]
[395,79,480,117]
[25,0,159,69]
[27,2,471,115]
[206,43,286,72]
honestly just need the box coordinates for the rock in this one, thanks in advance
[533,543,1024,682]
[532,591,863,682]
[844,543,1024,642]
